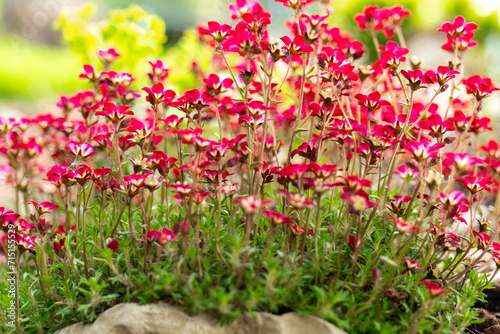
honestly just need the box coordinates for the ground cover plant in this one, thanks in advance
[1,1,500,333]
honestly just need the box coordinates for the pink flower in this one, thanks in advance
[388,217,419,234]
[439,191,465,209]
[147,60,169,83]
[438,16,478,39]
[234,195,274,214]
[79,64,100,82]
[28,201,59,215]
[142,83,176,107]
[200,21,232,42]
[462,75,499,101]
[95,102,134,124]
[422,280,449,298]
[456,175,492,194]
[355,91,391,112]
[403,140,444,162]
[277,190,315,210]
[424,66,459,87]
[263,210,290,228]
[376,41,409,70]
[67,141,95,159]
[403,256,420,271]
[98,48,120,64]
[354,5,383,31]
[281,35,314,56]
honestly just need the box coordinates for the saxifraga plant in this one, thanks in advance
[1,1,499,333]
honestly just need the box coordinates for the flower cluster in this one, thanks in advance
[0,2,499,333]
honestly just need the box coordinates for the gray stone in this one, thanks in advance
[55,302,347,334]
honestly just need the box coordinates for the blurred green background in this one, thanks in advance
[0,0,499,106]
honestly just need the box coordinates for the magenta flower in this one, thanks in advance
[403,140,444,162]
[28,201,59,215]
[201,21,232,42]
[67,141,95,159]
[142,83,176,107]
[422,280,449,299]
[98,48,120,64]
[438,16,478,39]
[147,60,169,83]
[388,217,419,234]
[376,41,409,70]
[234,195,274,214]
[203,74,233,96]
[386,195,411,217]
[400,69,432,91]
[354,5,383,31]
[462,75,500,101]
[403,256,420,271]
[443,153,482,171]
[424,66,459,87]
[439,191,465,209]
[280,35,314,56]
[95,102,134,124]
[355,91,391,112]
[79,64,100,82]
[263,210,290,228]
[456,175,492,194]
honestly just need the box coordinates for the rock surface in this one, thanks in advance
[54,302,347,334]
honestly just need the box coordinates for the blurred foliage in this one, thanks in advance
[0,37,80,101]
[1,0,499,102]
[331,0,499,63]
[54,2,167,74]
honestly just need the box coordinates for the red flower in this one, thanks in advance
[142,83,176,107]
[348,235,363,252]
[379,6,412,38]
[355,91,391,112]
[400,69,430,91]
[456,175,492,194]
[462,75,500,101]
[403,256,420,271]
[106,238,120,252]
[480,140,500,159]
[376,41,409,70]
[67,141,95,159]
[263,210,290,228]
[438,16,478,39]
[28,201,59,215]
[281,35,314,56]
[424,66,459,87]
[439,191,465,209]
[53,237,66,258]
[201,21,232,42]
[95,102,134,124]
[354,5,383,31]
[234,195,274,214]
[422,280,449,298]
[147,60,169,83]
[79,64,100,82]
[403,140,444,162]
[388,217,419,234]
